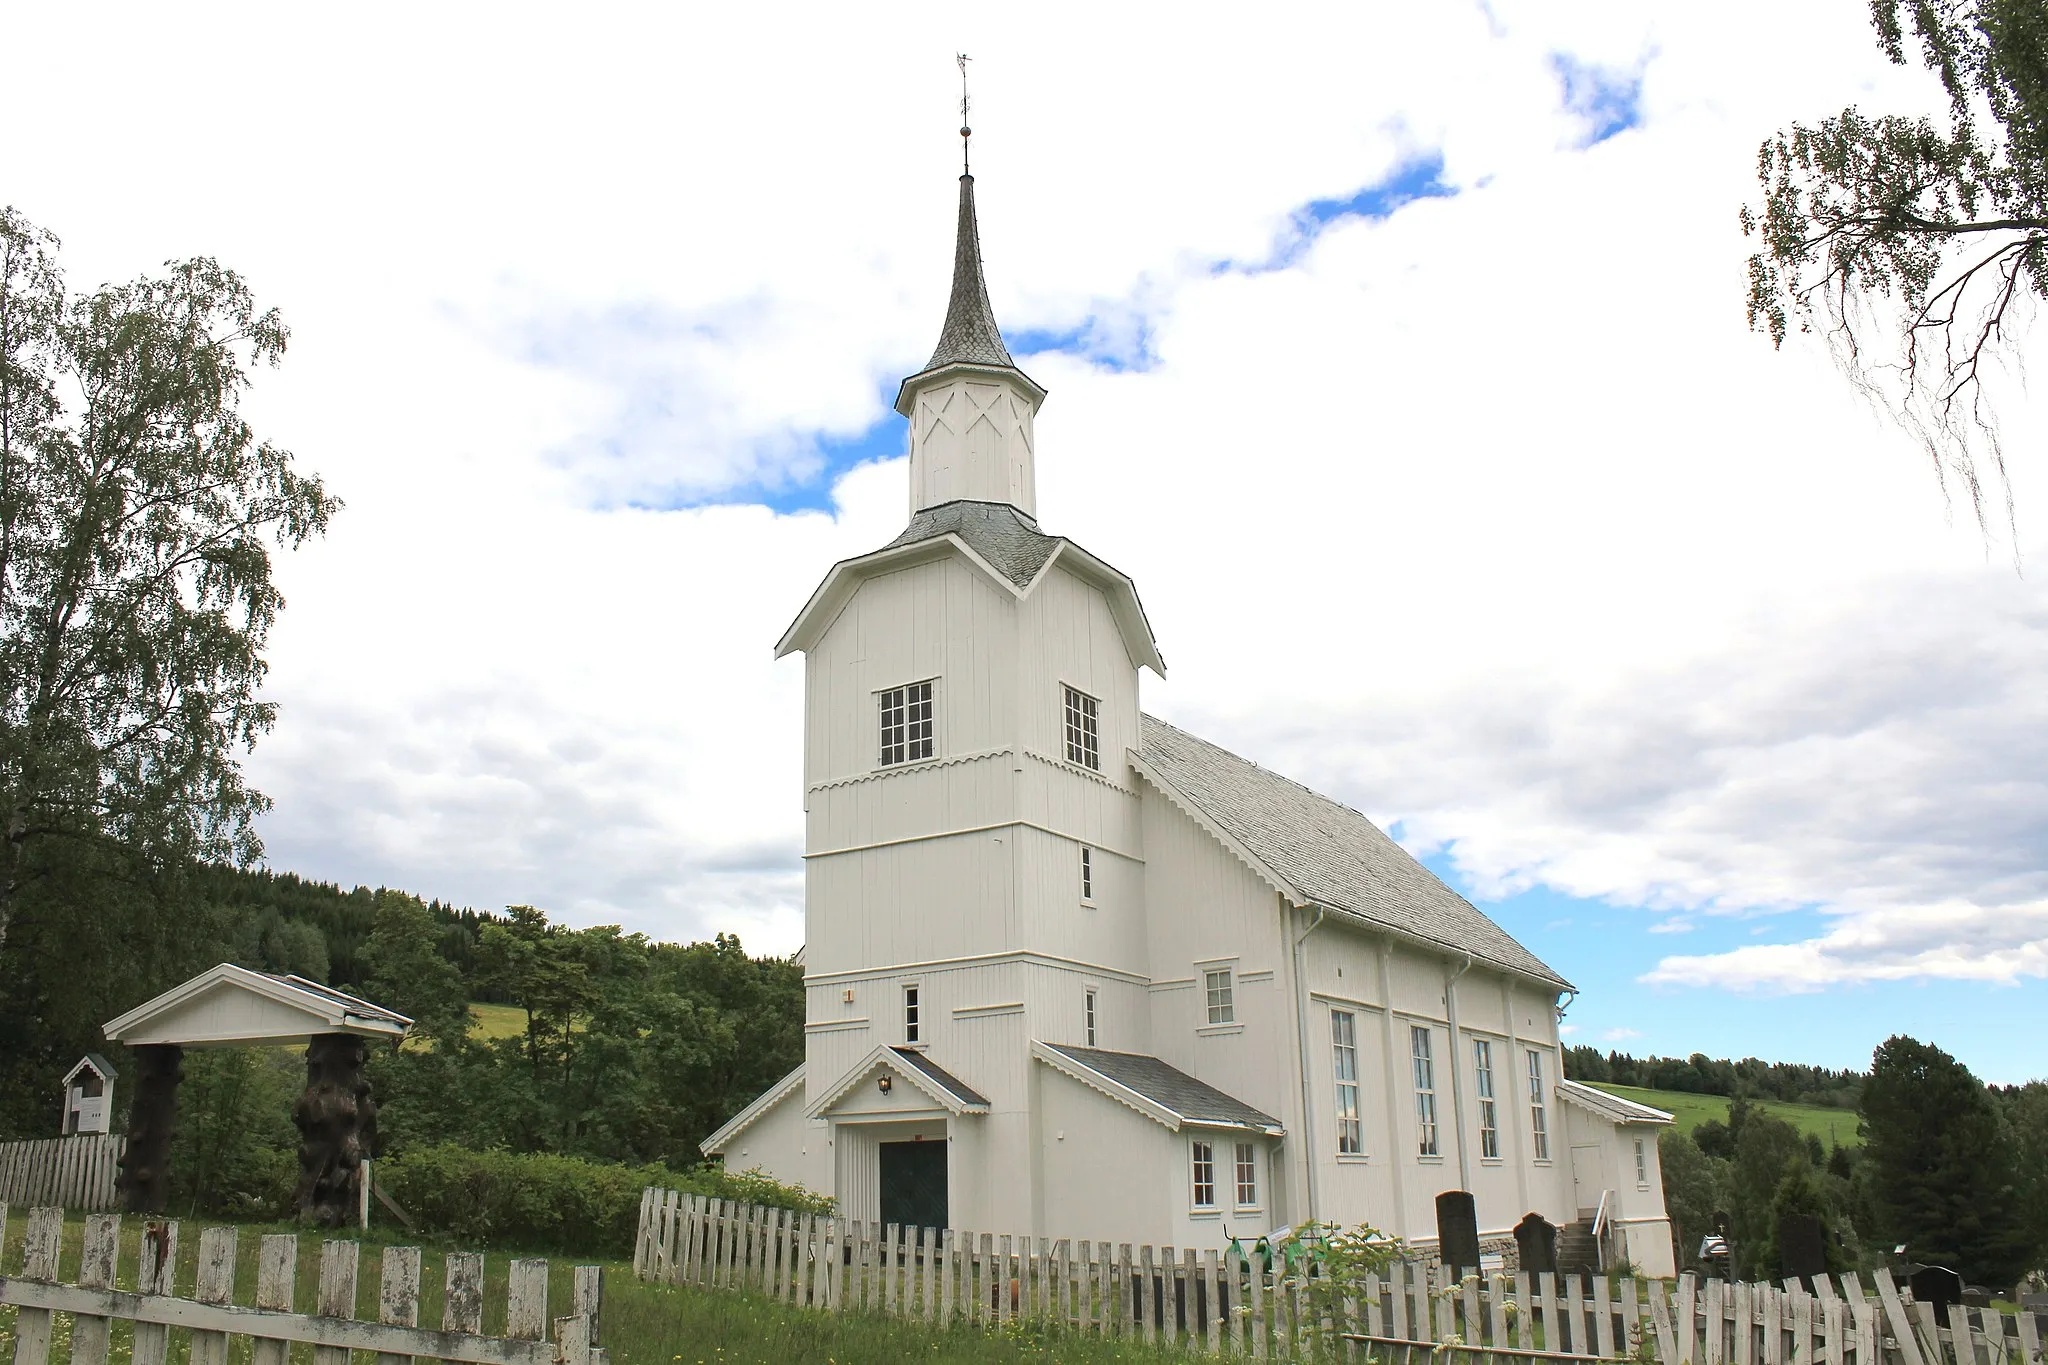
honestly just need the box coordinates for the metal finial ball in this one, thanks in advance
[960,125,972,138]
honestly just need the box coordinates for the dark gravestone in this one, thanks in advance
[1908,1265,1964,1329]
[1515,1213,1557,1278]
[1437,1191,1482,1281]
[1776,1212,1828,1289]
[1712,1210,1733,1242]
[115,1044,183,1213]
[293,1032,378,1226]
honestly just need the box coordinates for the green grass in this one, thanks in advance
[468,1001,529,1040]
[1586,1083,1863,1148]
[1,1209,1214,1365]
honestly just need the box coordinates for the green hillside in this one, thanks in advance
[1587,1082,1863,1147]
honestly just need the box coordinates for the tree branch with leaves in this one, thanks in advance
[1743,0,2047,537]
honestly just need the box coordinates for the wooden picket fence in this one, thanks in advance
[0,1135,124,1212]
[0,1205,607,1365]
[633,1188,2047,1365]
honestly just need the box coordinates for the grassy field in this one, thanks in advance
[1586,1083,1862,1148]
[0,1208,1213,1365]
[468,1001,528,1040]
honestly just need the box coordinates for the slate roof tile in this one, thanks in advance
[1042,1044,1282,1132]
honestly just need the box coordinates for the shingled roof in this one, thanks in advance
[1037,1043,1283,1134]
[1135,716,1571,990]
[885,499,1061,589]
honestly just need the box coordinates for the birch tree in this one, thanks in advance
[0,207,338,965]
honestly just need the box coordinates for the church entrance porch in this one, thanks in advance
[879,1137,948,1230]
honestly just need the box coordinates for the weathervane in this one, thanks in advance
[957,52,973,174]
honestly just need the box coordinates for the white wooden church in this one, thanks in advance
[704,164,1677,1277]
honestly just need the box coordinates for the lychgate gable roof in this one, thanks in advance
[1133,715,1571,990]
[101,963,412,1049]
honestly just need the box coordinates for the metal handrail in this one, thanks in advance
[1591,1187,1613,1240]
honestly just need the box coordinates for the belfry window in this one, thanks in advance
[1062,685,1100,770]
[880,681,934,766]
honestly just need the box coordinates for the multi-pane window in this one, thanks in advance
[1411,1025,1439,1157]
[879,681,934,766]
[1204,968,1235,1025]
[1528,1049,1551,1160]
[1081,846,1094,901]
[903,985,921,1044]
[1085,988,1098,1047]
[1062,685,1100,770]
[1191,1140,1216,1208]
[1634,1137,1648,1186]
[1332,1010,1363,1155]
[1234,1143,1258,1207]
[1474,1039,1500,1160]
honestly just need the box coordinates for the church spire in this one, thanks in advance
[893,79,1047,520]
[922,173,1018,373]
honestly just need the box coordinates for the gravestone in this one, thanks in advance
[1437,1191,1482,1282]
[1908,1265,1963,1329]
[1776,1211,1828,1289]
[1514,1213,1557,1278]
[1712,1210,1733,1242]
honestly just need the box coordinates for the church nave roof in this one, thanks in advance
[1135,716,1572,990]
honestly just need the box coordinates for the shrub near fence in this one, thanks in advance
[633,1188,2048,1365]
[377,1146,829,1256]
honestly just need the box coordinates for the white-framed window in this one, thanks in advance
[1234,1143,1258,1207]
[879,681,934,766]
[903,984,921,1044]
[1527,1048,1550,1161]
[1203,967,1236,1025]
[1332,1009,1363,1155]
[1080,846,1094,901]
[1191,1140,1217,1208]
[1634,1136,1648,1186]
[1474,1039,1500,1160]
[1062,685,1100,770]
[1084,988,1098,1047]
[1411,1025,1439,1157]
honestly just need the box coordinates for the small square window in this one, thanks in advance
[903,984,921,1044]
[1191,1140,1216,1208]
[880,681,934,767]
[1203,968,1235,1025]
[1062,686,1100,770]
[1080,846,1094,901]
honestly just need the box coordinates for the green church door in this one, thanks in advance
[878,1139,948,1232]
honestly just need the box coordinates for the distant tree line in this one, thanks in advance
[1565,1046,1864,1110]
[1655,1037,2046,1291]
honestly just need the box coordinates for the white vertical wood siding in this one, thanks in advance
[907,375,1039,517]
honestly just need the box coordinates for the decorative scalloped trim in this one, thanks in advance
[1020,746,1136,794]
[808,746,1014,794]
[1030,1040,1181,1132]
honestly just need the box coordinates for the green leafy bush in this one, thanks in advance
[376,1144,828,1256]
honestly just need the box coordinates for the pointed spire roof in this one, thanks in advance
[926,174,1016,370]
[895,174,1043,416]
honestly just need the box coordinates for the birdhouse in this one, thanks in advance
[62,1053,117,1135]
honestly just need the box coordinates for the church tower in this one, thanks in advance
[767,153,1165,1235]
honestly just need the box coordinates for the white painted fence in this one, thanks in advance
[0,1206,607,1365]
[0,1134,124,1211]
[633,1187,2048,1364]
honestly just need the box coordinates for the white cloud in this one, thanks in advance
[5,0,2038,996]
[1601,1028,1643,1043]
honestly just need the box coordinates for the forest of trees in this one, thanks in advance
[1564,1046,1865,1109]
[1651,1039,2046,1290]
[0,861,805,1217]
